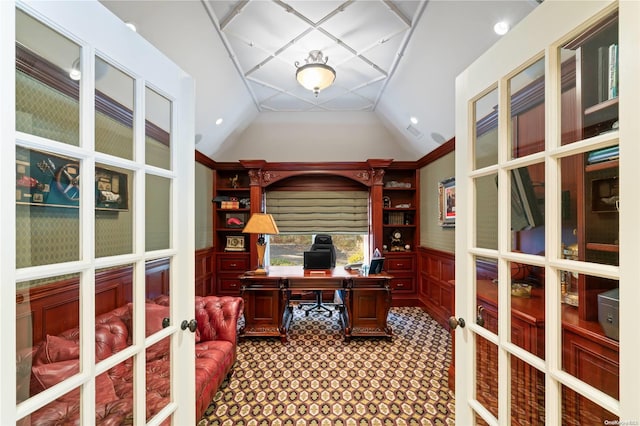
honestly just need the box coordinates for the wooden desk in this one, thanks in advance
[239,266,393,342]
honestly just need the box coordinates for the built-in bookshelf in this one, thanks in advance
[213,166,251,295]
[382,169,418,253]
[569,12,618,139]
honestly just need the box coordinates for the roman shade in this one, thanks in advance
[266,190,369,234]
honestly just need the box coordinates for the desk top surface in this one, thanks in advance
[241,265,392,280]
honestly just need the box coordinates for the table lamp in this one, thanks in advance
[242,213,279,275]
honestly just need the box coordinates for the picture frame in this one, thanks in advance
[369,257,385,274]
[438,177,456,227]
[16,147,78,208]
[95,167,129,211]
[15,147,128,211]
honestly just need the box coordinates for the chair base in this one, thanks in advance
[298,290,335,317]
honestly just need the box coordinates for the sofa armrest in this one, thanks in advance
[194,296,244,344]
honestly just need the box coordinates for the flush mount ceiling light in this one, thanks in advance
[69,58,81,81]
[295,50,336,97]
[494,21,510,35]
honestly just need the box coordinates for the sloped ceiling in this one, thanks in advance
[100,0,538,161]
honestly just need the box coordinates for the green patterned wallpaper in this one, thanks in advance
[16,71,79,146]
[16,70,167,268]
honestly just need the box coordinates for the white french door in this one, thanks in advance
[454,0,640,425]
[1,1,196,424]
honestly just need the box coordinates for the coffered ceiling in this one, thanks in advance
[100,0,539,160]
[204,0,424,112]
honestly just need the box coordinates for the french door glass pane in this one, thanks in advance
[15,9,80,146]
[475,174,498,250]
[560,11,619,145]
[16,274,80,404]
[145,87,171,170]
[510,58,545,159]
[560,151,619,266]
[509,261,544,359]
[474,88,498,170]
[511,355,545,424]
[510,164,545,255]
[146,337,171,422]
[475,256,498,335]
[560,156,579,258]
[96,164,133,257]
[16,147,80,267]
[561,273,619,395]
[95,57,134,160]
[562,384,617,426]
[145,174,170,251]
[476,336,498,421]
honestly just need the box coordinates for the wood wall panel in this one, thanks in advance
[16,259,170,350]
[195,247,215,296]
[418,247,455,329]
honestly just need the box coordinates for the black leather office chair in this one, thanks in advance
[299,234,337,316]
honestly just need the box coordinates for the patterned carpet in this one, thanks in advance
[199,306,455,426]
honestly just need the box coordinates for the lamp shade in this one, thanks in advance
[242,213,279,235]
[295,50,336,96]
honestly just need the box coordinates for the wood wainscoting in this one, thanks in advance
[195,247,215,296]
[16,258,170,351]
[417,247,455,329]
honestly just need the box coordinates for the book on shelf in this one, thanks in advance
[587,145,619,164]
[608,43,618,100]
[597,46,608,103]
[387,211,405,225]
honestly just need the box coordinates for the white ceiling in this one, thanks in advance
[100,0,539,160]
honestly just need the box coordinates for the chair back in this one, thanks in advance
[310,234,336,267]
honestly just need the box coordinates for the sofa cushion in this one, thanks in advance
[95,317,130,361]
[194,340,236,418]
[32,359,118,403]
[33,335,79,365]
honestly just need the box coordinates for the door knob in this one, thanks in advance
[162,317,170,328]
[181,319,198,333]
[448,316,466,330]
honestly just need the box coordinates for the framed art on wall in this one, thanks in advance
[16,147,129,211]
[95,167,129,211]
[438,177,455,227]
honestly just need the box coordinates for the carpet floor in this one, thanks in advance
[199,306,455,426]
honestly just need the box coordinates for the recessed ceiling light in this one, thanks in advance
[494,21,509,35]
[410,116,418,125]
[125,22,137,32]
[215,118,223,126]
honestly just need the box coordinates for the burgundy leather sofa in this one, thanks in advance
[16,295,244,425]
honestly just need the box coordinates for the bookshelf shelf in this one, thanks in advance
[586,242,619,253]
[584,96,618,116]
[585,158,618,173]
